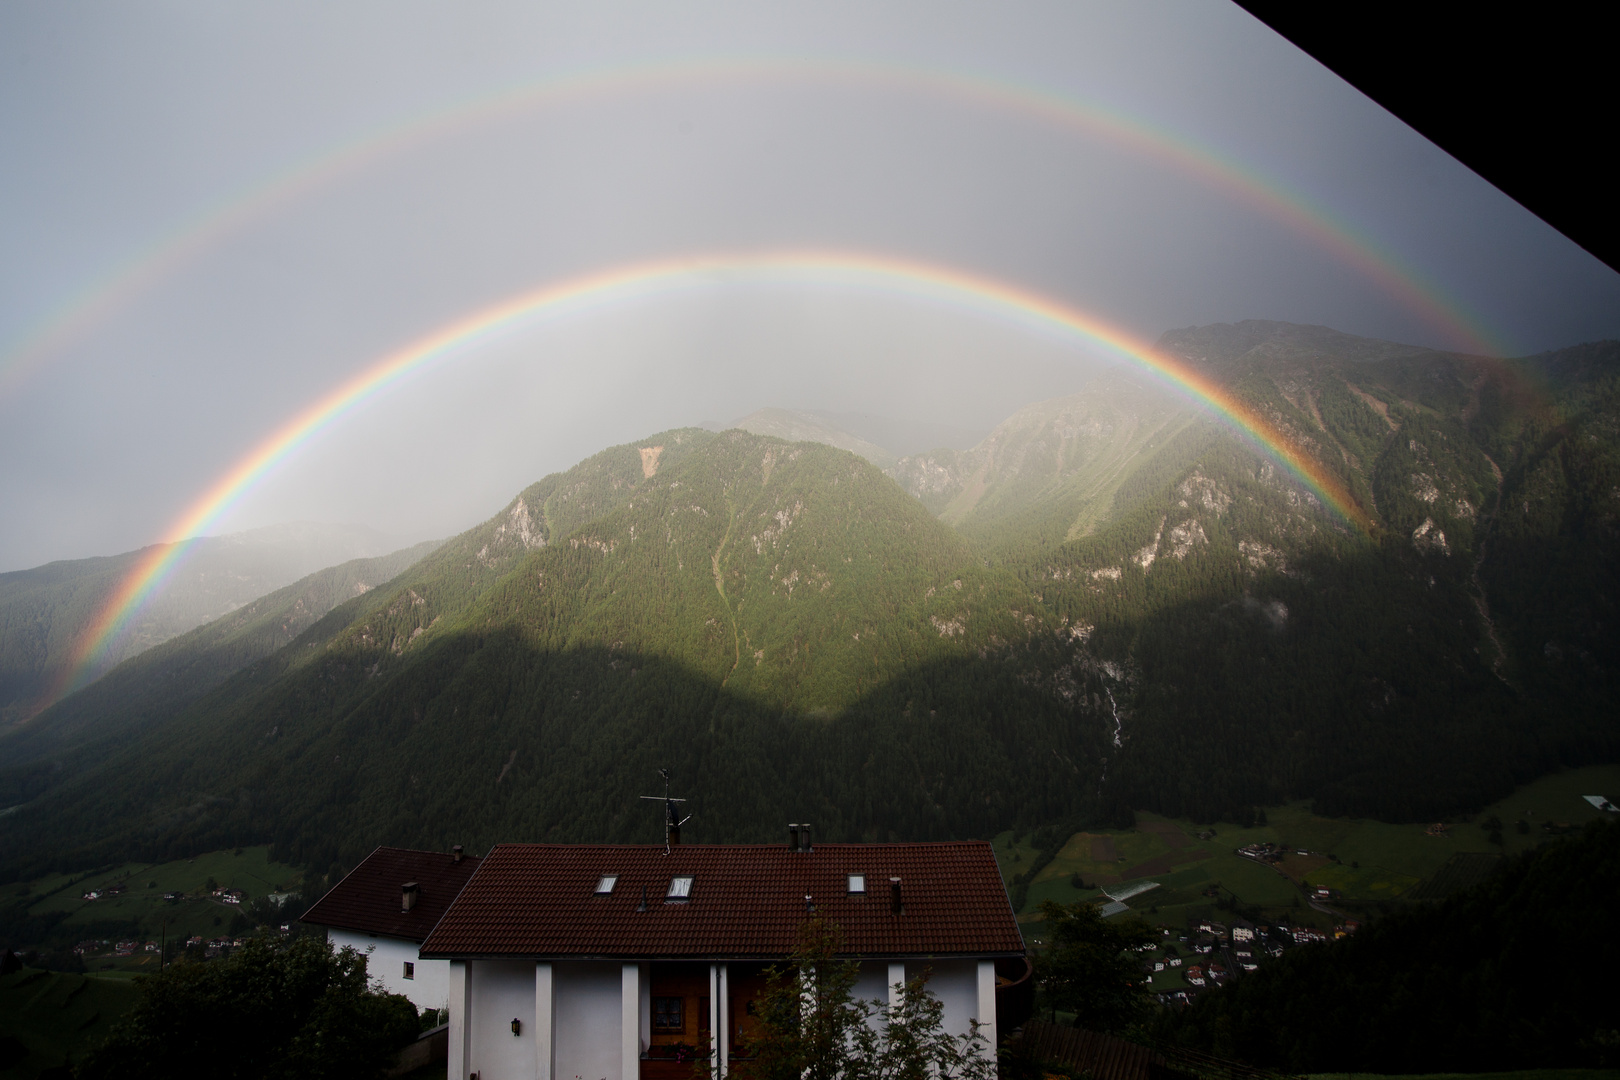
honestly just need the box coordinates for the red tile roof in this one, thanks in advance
[302,846,482,942]
[420,841,1023,960]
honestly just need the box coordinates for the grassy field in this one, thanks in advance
[0,967,139,1079]
[5,845,305,967]
[1000,764,1620,929]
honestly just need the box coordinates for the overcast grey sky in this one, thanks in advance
[2,0,1616,572]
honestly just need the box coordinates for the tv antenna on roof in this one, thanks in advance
[640,768,690,853]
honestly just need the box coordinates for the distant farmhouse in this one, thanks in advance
[302,844,482,1011]
[310,826,1030,1080]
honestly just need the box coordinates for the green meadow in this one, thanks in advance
[7,845,304,964]
[1000,764,1620,927]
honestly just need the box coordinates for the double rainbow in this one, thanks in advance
[0,56,1505,400]
[47,250,1374,708]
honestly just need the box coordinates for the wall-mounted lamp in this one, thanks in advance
[511,1017,522,1037]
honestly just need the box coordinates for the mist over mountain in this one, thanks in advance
[887,372,1201,563]
[0,321,1614,882]
[0,521,404,728]
[1,539,442,775]
[1156,319,1440,369]
[723,408,900,469]
[715,407,989,469]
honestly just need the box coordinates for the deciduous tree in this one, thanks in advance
[729,918,993,1080]
[1033,900,1156,1032]
[79,934,417,1080]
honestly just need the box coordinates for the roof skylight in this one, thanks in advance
[667,875,694,900]
[595,875,618,895]
[848,874,866,893]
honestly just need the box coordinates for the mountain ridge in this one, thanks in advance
[1,322,1613,881]
[0,431,1120,875]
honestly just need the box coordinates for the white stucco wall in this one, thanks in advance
[452,955,997,1079]
[449,961,470,1080]
[904,958,980,1047]
[638,962,651,1052]
[470,959,538,1080]
[328,928,448,1013]
[554,961,624,1080]
[853,961,891,1030]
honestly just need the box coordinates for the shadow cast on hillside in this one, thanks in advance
[3,526,1615,882]
[1105,537,1617,824]
[0,629,1124,880]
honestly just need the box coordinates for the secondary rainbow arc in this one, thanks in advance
[48,250,1375,711]
[0,55,1506,401]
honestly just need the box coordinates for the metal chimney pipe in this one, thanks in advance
[800,823,813,852]
[787,824,800,850]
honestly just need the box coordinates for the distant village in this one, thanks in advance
[71,880,299,964]
[1118,839,1361,1004]
[1142,912,1358,1006]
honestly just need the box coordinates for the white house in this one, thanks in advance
[420,830,1031,1080]
[302,844,482,1012]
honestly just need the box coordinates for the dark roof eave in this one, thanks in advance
[302,920,429,945]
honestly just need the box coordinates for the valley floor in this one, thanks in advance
[998,763,1620,934]
[4,845,305,977]
[4,765,1618,1076]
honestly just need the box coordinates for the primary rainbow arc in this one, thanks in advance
[49,249,1374,710]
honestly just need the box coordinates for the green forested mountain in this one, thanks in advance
[0,322,1613,885]
[1018,323,1617,820]
[0,521,398,728]
[0,429,1123,879]
[1476,340,1620,714]
[1158,819,1620,1071]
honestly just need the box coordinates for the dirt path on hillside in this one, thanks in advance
[711,505,742,699]
[1118,849,1210,880]
[1138,821,1191,849]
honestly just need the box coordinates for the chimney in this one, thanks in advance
[401,882,419,913]
[787,824,800,850]
[800,823,813,852]
[452,845,464,863]
[890,877,903,915]
[805,894,815,914]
